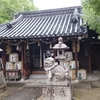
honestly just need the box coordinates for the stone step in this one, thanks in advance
[73,82,91,89]
[29,74,47,79]
[91,81,100,88]
[6,82,25,87]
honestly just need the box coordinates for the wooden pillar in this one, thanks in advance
[88,38,92,75]
[75,38,78,77]
[2,43,6,78]
[21,42,25,79]
[40,43,42,68]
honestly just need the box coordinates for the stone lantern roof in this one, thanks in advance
[52,37,69,50]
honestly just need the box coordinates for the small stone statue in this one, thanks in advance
[44,57,70,82]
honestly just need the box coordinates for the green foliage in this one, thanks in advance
[81,0,100,34]
[0,0,38,23]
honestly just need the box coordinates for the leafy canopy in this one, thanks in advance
[0,0,38,23]
[81,0,100,34]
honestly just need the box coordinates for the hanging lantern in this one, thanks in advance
[49,43,52,49]
[26,44,29,49]
[38,41,40,46]
[16,45,19,50]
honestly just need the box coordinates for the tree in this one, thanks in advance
[81,0,100,34]
[0,0,38,23]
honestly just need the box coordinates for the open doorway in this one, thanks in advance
[30,43,44,74]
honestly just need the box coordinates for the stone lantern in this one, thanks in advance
[52,37,69,68]
[43,37,73,100]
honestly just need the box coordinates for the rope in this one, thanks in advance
[41,39,57,44]
[2,37,74,45]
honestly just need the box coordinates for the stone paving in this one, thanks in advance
[2,87,42,100]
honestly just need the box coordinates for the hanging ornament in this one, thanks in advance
[38,41,40,46]
[16,45,19,50]
[77,40,80,52]
[0,48,3,52]
[78,36,82,40]
[72,39,80,53]
[49,43,52,49]
[26,44,29,49]
[6,43,12,54]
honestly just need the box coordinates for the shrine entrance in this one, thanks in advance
[29,43,45,74]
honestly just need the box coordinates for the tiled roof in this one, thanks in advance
[0,6,87,39]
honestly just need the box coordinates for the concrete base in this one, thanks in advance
[91,81,100,88]
[46,80,70,86]
[7,82,25,87]
[73,82,91,90]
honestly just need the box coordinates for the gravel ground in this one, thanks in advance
[1,87,42,100]
[1,86,100,100]
[74,88,100,100]
[0,86,22,100]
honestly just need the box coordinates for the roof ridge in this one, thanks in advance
[15,6,81,18]
[0,14,23,28]
[10,14,23,25]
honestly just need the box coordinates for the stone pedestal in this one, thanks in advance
[0,71,4,84]
[43,81,72,100]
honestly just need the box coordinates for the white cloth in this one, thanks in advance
[45,62,58,79]
[45,62,58,71]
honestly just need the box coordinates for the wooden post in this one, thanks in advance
[21,42,25,80]
[75,38,78,77]
[40,43,42,68]
[2,43,6,78]
[88,38,92,75]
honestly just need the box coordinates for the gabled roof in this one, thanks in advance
[0,6,87,39]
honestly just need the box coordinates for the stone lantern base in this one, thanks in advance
[42,81,72,100]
